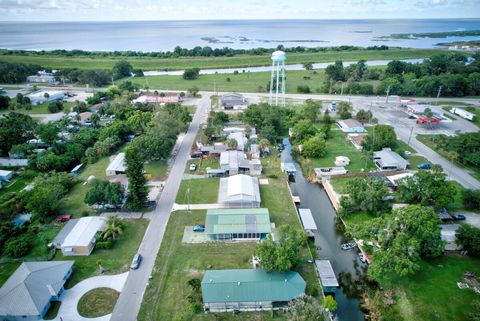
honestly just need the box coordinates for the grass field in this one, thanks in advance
[185,156,219,174]
[6,101,75,115]
[77,287,120,318]
[56,219,148,287]
[391,256,480,321]
[144,160,169,180]
[0,49,445,71]
[126,69,332,93]
[175,178,220,204]
[307,129,376,173]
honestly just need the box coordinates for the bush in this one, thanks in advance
[463,189,480,210]
[3,234,32,258]
[183,68,200,80]
[302,136,327,158]
[47,101,63,113]
[457,225,480,257]
[96,239,114,249]
[297,85,311,93]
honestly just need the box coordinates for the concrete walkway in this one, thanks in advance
[171,203,231,211]
[52,272,129,321]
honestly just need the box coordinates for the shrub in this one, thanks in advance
[297,85,311,93]
[463,189,480,210]
[3,234,32,258]
[96,239,114,249]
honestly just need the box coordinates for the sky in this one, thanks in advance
[0,0,479,21]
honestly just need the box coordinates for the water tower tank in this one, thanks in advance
[271,50,286,62]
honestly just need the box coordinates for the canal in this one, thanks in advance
[281,138,365,321]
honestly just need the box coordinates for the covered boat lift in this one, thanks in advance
[315,259,339,293]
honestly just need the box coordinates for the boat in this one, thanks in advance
[341,242,357,250]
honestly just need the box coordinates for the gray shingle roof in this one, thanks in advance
[0,261,74,317]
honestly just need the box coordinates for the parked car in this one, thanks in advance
[417,163,432,170]
[341,243,357,250]
[452,214,466,221]
[131,253,142,269]
[404,151,412,157]
[193,225,205,232]
[56,214,72,222]
[189,163,197,171]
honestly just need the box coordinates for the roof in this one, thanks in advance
[315,260,339,288]
[218,174,261,204]
[220,150,249,170]
[220,93,247,106]
[106,153,126,173]
[61,216,106,248]
[281,162,297,173]
[0,261,74,317]
[0,170,12,177]
[26,90,64,99]
[71,163,84,172]
[386,173,414,186]
[79,111,92,121]
[373,148,408,167]
[338,119,364,129]
[298,209,317,231]
[132,92,179,104]
[201,269,305,303]
[227,132,246,150]
[52,219,79,247]
[205,208,272,235]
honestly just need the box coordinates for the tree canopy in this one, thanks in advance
[362,124,397,152]
[340,177,391,215]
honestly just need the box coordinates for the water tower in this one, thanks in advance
[269,50,286,107]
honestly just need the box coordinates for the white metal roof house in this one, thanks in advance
[26,90,64,106]
[0,261,74,321]
[373,148,408,171]
[52,216,106,256]
[218,174,261,208]
[219,151,262,176]
[106,153,127,176]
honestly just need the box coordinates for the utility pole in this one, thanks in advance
[436,85,443,103]
[385,85,391,103]
[407,126,414,146]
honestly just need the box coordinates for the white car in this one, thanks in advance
[189,164,197,171]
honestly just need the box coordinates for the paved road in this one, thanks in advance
[110,95,210,321]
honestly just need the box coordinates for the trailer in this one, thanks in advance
[450,107,476,121]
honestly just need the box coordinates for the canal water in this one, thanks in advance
[143,58,423,76]
[281,138,365,321]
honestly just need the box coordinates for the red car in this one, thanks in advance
[56,214,72,222]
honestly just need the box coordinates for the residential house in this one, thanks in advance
[373,148,408,171]
[218,174,261,208]
[347,133,367,150]
[227,131,246,151]
[220,93,248,110]
[0,261,74,321]
[201,269,306,312]
[52,216,106,256]
[78,111,93,126]
[337,119,366,133]
[106,153,126,176]
[204,208,272,241]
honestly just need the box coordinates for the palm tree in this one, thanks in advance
[226,138,238,150]
[102,216,124,241]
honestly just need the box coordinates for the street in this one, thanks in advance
[110,95,210,321]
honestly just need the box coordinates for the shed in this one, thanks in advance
[106,153,126,176]
[53,216,106,256]
[218,174,261,208]
[298,209,317,231]
[201,269,306,312]
[0,261,74,321]
[205,208,272,241]
[315,260,339,293]
[0,170,13,182]
[335,156,350,167]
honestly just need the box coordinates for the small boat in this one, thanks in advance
[341,242,357,250]
[358,253,367,264]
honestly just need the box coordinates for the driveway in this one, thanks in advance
[53,272,129,321]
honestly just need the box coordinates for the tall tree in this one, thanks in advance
[0,112,36,155]
[125,145,148,210]
[362,124,397,152]
[112,60,133,80]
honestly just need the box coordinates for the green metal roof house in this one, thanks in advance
[201,269,306,312]
[205,208,272,241]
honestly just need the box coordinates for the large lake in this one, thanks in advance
[0,19,479,51]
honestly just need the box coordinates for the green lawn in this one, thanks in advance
[175,178,220,204]
[307,130,376,173]
[58,155,111,217]
[391,256,480,321]
[145,160,169,180]
[9,101,75,115]
[55,219,148,287]
[0,49,444,71]
[185,157,219,174]
[406,155,429,169]
[77,287,120,318]
[0,176,30,201]
[0,263,20,287]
